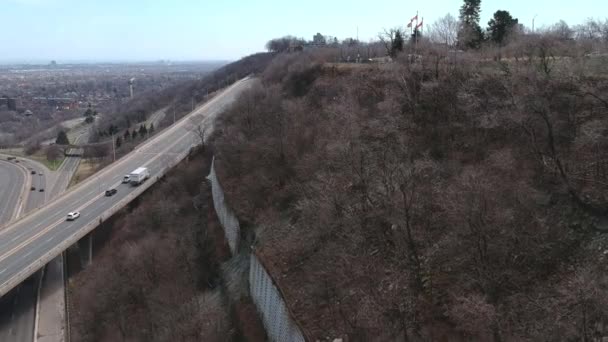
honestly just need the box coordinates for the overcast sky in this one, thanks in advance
[0,0,605,62]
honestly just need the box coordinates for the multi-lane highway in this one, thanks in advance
[0,77,252,297]
[0,161,27,224]
[0,159,50,342]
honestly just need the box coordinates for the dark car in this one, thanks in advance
[39,188,44,192]
[7,156,15,161]
[31,170,36,175]
[30,186,36,191]
[105,188,117,196]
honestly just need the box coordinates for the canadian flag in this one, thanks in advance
[407,15,418,28]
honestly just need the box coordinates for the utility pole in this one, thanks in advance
[111,133,116,162]
[173,107,176,124]
[532,14,538,33]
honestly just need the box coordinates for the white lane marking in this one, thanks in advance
[0,269,5,275]
[44,236,53,244]
[0,79,251,246]
[21,250,33,259]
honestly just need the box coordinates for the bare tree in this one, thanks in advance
[46,144,62,162]
[187,117,208,147]
[575,18,604,40]
[378,27,406,57]
[547,20,574,40]
[429,13,460,47]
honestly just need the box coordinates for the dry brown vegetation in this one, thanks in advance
[70,151,237,342]
[211,39,608,340]
[93,53,276,142]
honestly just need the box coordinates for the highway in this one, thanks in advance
[0,161,27,223]
[0,77,253,297]
[0,160,49,342]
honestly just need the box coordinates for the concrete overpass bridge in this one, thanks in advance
[0,78,252,297]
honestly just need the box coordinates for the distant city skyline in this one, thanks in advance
[0,0,606,62]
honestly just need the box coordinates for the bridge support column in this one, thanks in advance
[77,232,93,268]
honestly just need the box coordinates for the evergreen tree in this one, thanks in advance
[410,28,423,44]
[149,123,155,134]
[132,130,138,140]
[460,0,481,25]
[115,136,122,149]
[487,10,518,45]
[391,30,405,57]
[107,124,118,136]
[124,129,130,140]
[138,124,147,137]
[458,0,484,49]
[55,130,70,145]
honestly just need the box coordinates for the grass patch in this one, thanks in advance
[34,155,65,171]
[69,159,99,188]
[0,148,64,171]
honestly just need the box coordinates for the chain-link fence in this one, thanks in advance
[249,254,306,342]
[207,157,240,254]
[208,158,307,341]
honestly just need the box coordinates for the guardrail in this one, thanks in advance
[0,77,250,234]
[0,77,251,296]
[0,147,190,297]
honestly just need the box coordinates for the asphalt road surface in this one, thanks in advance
[0,115,90,342]
[0,161,27,224]
[50,127,89,199]
[0,160,48,342]
[0,117,89,342]
[0,78,253,298]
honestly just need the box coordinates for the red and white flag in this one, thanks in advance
[407,15,418,28]
[416,19,423,29]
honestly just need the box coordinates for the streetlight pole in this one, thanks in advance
[532,14,538,33]
[111,133,116,162]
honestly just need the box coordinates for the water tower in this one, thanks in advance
[129,78,135,98]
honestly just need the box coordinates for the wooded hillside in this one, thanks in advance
[211,40,608,340]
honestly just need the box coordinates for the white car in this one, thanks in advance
[66,212,80,221]
[122,175,130,183]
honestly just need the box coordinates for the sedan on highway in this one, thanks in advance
[105,188,117,196]
[66,212,80,221]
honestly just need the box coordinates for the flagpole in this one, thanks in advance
[415,10,419,53]
[421,17,424,40]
